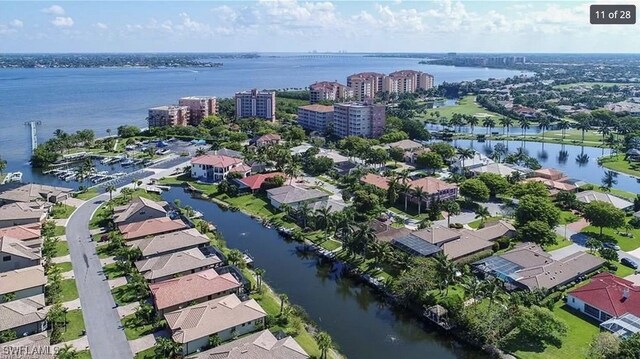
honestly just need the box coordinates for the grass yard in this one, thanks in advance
[134,347,156,359]
[54,226,66,237]
[467,216,502,229]
[76,351,91,359]
[386,204,431,221]
[582,223,640,252]
[102,263,128,280]
[545,236,574,252]
[599,154,640,178]
[319,239,342,251]
[96,244,117,258]
[615,263,636,277]
[112,284,145,306]
[541,129,607,144]
[122,314,156,340]
[158,174,219,196]
[54,262,73,273]
[76,189,99,200]
[558,211,580,225]
[59,309,86,342]
[580,183,638,202]
[60,279,79,302]
[422,95,502,119]
[513,302,599,359]
[55,241,70,257]
[51,204,76,219]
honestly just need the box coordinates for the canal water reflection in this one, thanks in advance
[162,188,487,359]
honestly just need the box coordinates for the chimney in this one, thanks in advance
[623,288,630,300]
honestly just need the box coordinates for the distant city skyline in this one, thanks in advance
[0,1,637,53]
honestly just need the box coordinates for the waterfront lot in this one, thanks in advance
[423,95,502,119]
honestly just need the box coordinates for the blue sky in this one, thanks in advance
[0,1,637,53]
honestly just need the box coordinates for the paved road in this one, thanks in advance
[66,194,133,359]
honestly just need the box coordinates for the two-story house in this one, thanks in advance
[190,155,251,182]
[0,236,41,272]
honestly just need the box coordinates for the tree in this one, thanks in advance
[254,268,265,292]
[416,152,444,174]
[599,247,619,262]
[558,120,570,140]
[515,305,568,347]
[432,252,458,294]
[517,220,557,247]
[500,117,513,135]
[413,186,425,214]
[443,201,460,227]
[105,185,116,201]
[477,172,510,197]
[398,183,411,211]
[208,334,222,349]
[0,329,17,344]
[519,118,530,138]
[586,238,603,254]
[0,155,6,175]
[601,170,618,192]
[538,116,551,140]
[279,293,288,315]
[391,257,436,304]
[587,332,620,359]
[483,117,496,135]
[515,195,561,227]
[154,337,181,359]
[456,148,475,172]
[617,332,640,359]
[429,142,456,161]
[315,331,333,359]
[460,179,490,203]
[134,303,155,324]
[227,249,245,267]
[556,190,577,210]
[583,201,626,236]
[511,181,549,198]
[388,146,404,164]
[474,206,491,227]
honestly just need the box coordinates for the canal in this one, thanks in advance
[162,188,487,359]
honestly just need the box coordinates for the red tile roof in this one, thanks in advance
[229,164,252,174]
[118,218,188,240]
[257,134,281,142]
[568,272,640,317]
[191,154,243,168]
[0,224,40,241]
[298,104,334,113]
[361,173,393,191]
[150,269,241,311]
[238,172,284,190]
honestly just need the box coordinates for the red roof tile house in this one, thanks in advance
[150,269,242,313]
[361,173,458,209]
[234,172,284,193]
[118,217,188,241]
[252,133,281,148]
[568,273,640,337]
[190,155,251,182]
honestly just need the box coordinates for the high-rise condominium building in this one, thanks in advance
[383,70,434,94]
[346,72,385,101]
[309,81,353,103]
[178,96,218,125]
[234,89,276,121]
[332,102,386,139]
[297,104,334,133]
[148,105,190,127]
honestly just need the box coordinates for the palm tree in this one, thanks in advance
[284,161,302,185]
[456,147,474,172]
[297,202,311,229]
[558,120,570,140]
[466,115,479,134]
[315,331,333,359]
[195,147,207,157]
[105,185,116,201]
[134,303,155,324]
[475,206,491,226]
[585,238,603,254]
[56,344,79,359]
[120,187,134,201]
[279,293,289,315]
[208,334,222,349]
[499,117,513,136]
[354,222,376,258]
[398,183,411,212]
[154,337,181,359]
[538,117,551,141]
[461,276,484,302]
[450,113,465,132]
[432,252,457,295]
[601,170,618,192]
[106,128,112,137]
[254,268,265,291]
[369,241,391,265]
[0,156,6,175]
[519,118,530,138]
[575,119,591,142]
[413,186,425,214]
[227,249,244,266]
[443,201,461,227]
[483,117,496,135]
[315,206,333,236]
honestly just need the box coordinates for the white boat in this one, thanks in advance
[1,172,23,184]
[121,159,135,167]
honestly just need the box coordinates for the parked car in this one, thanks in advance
[621,257,638,269]
[604,242,621,251]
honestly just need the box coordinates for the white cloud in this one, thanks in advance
[42,5,65,15]
[0,19,23,35]
[51,16,74,27]
[9,19,23,28]
[95,22,108,30]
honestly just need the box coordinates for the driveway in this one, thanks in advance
[549,243,586,260]
[433,210,477,227]
[66,194,133,359]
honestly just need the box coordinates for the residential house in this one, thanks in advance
[370,219,411,243]
[234,172,284,193]
[165,294,267,355]
[451,152,494,173]
[472,220,516,241]
[532,168,566,181]
[386,139,424,152]
[112,197,168,226]
[391,225,493,261]
[118,217,188,241]
[0,203,47,229]
[0,332,53,359]
[472,243,605,291]
[360,173,458,210]
[567,273,640,338]
[470,163,525,177]
[150,269,242,314]
[576,190,634,211]
[0,183,72,205]
[0,224,42,249]
[190,155,251,182]
[135,247,222,283]
[0,294,47,337]
[187,329,309,359]
[524,177,577,193]
[252,134,281,148]
[0,236,41,272]
[126,228,210,260]
[266,186,330,210]
[0,267,46,302]
[626,149,640,161]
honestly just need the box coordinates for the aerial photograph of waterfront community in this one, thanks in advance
[1,1,640,359]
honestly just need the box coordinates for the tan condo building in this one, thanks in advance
[178,96,217,125]
[148,105,190,128]
[235,89,276,121]
[309,81,353,103]
[333,102,386,138]
[347,72,385,101]
[383,70,434,94]
[297,104,334,133]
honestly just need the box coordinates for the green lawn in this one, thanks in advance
[54,226,66,237]
[513,302,599,359]
[76,351,91,359]
[76,189,99,200]
[60,279,79,302]
[134,347,156,359]
[51,204,76,219]
[599,154,640,178]
[55,241,70,257]
[59,309,86,342]
[102,263,128,280]
[422,95,502,119]
[158,175,218,196]
[122,314,156,340]
[545,236,574,251]
[319,239,342,251]
[467,217,502,229]
[386,204,431,220]
[615,263,636,277]
[54,262,73,273]
[558,211,580,225]
[112,285,145,306]
[582,223,640,252]
[542,129,606,144]
[96,244,117,258]
[580,183,638,202]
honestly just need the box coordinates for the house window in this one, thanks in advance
[584,304,600,319]
[2,256,10,262]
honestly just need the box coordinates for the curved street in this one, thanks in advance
[65,193,133,359]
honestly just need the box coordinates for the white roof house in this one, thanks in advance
[576,190,634,210]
